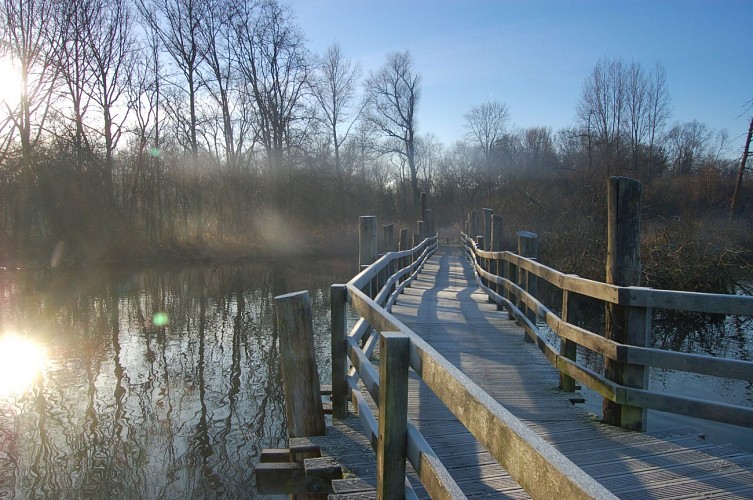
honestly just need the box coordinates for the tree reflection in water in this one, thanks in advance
[0,259,352,498]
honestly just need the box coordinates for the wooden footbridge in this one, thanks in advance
[258,180,753,499]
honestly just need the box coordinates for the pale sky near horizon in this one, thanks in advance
[288,0,752,156]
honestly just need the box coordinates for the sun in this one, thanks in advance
[0,56,23,109]
[0,334,46,396]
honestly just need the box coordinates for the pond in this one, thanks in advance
[0,258,355,498]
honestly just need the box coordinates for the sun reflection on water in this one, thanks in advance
[0,334,45,396]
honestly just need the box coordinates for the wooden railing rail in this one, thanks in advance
[462,232,753,430]
[332,234,615,499]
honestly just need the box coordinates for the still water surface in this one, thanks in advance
[0,259,354,498]
[2,259,752,497]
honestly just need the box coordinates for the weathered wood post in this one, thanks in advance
[559,284,579,392]
[603,176,649,431]
[476,236,486,288]
[383,224,395,253]
[331,284,348,418]
[491,214,504,309]
[377,332,410,499]
[399,228,409,287]
[360,216,377,298]
[517,231,538,343]
[482,208,493,251]
[274,291,326,438]
[426,209,433,237]
[471,211,480,239]
[417,220,425,242]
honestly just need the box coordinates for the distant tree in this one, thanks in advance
[667,120,711,174]
[311,43,362,187]
[231,0,311,212]
[464,100,510,170]
[364,50,421,215]
[0,0,63,252]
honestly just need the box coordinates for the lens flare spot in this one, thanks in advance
[152,312,169,327]
[0,334,45,396]
[150,147,161,158]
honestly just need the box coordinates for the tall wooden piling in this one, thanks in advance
[603,176,648,431]
[274,291,326,438]
[383,224,395,253]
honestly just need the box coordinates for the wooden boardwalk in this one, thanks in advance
[315,246,753,498]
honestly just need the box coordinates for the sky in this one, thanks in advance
[287,0,753,155]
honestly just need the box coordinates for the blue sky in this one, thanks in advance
[288,0,752,155]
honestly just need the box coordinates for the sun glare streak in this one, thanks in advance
[0,56,22,109]
[0,334,46,397]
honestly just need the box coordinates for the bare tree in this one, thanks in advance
[645,62,671,180]
[85,0,136,202]
[464,100,510,170]
[578,57,627,175]
[667,120,711,174]
[0,0,62,251]
[231,0,311,212]
[311,43,362,185]
[364,50,421,214]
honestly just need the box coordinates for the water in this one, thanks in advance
[0,259,354,498]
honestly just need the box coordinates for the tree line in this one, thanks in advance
[0,0,749,270]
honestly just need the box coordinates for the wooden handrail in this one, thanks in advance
[333,235,616,499]
[462,231,753,429]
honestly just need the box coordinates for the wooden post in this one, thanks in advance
[476,236,486,288]
[471,211,480,239]
[603,176,649,431]
[417,220,425,241]
[274,291,326,438]
[425,209,433,237]
[491,214,504,309]
[399,228,409,287]
[360,216,377,300]
[482,208,493,251]
[383,224,395,253]
[331,285,348,418]
[359,216,377,268]
[517,231,538,343]
[377,332,410,499]
[559,287,579,392]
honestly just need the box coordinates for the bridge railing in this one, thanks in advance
[461,231,753,431]
[331,234,615,499]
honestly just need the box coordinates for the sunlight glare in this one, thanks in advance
[0,334,46,396]
[0,56,22,108]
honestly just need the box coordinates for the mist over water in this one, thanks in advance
[0,259,351,498]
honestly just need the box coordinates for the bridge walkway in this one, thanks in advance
[380,245,753,498]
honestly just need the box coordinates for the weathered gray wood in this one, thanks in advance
[359,216,378,268]
[470,210,480,239]
[420,192,427,235]
[604,176,645,431]
[377,333,410,499]
[482,208,493,251]
[274,291,326,439]
[383,224,395,253]
[517,231,538,343]
[331,284,348,419]
[559,288,578,392]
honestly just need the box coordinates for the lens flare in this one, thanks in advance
[152,312,169,327]
[0,334,46,396]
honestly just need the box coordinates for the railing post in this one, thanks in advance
[331,284,348,418]
[383,224,395,253]
[399,228,409,288]
[377,332,410,500]
[491,214,504,310]
[482,208,493,251]
[517,231,538,343]
[476,236,485,288]
[274,291,326,438]
[559,286,578,392]
[470,210,480,240]
[603,176,648,431]
[420,192,427,235]
[426,208,434,237]
[360,215,377,299]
